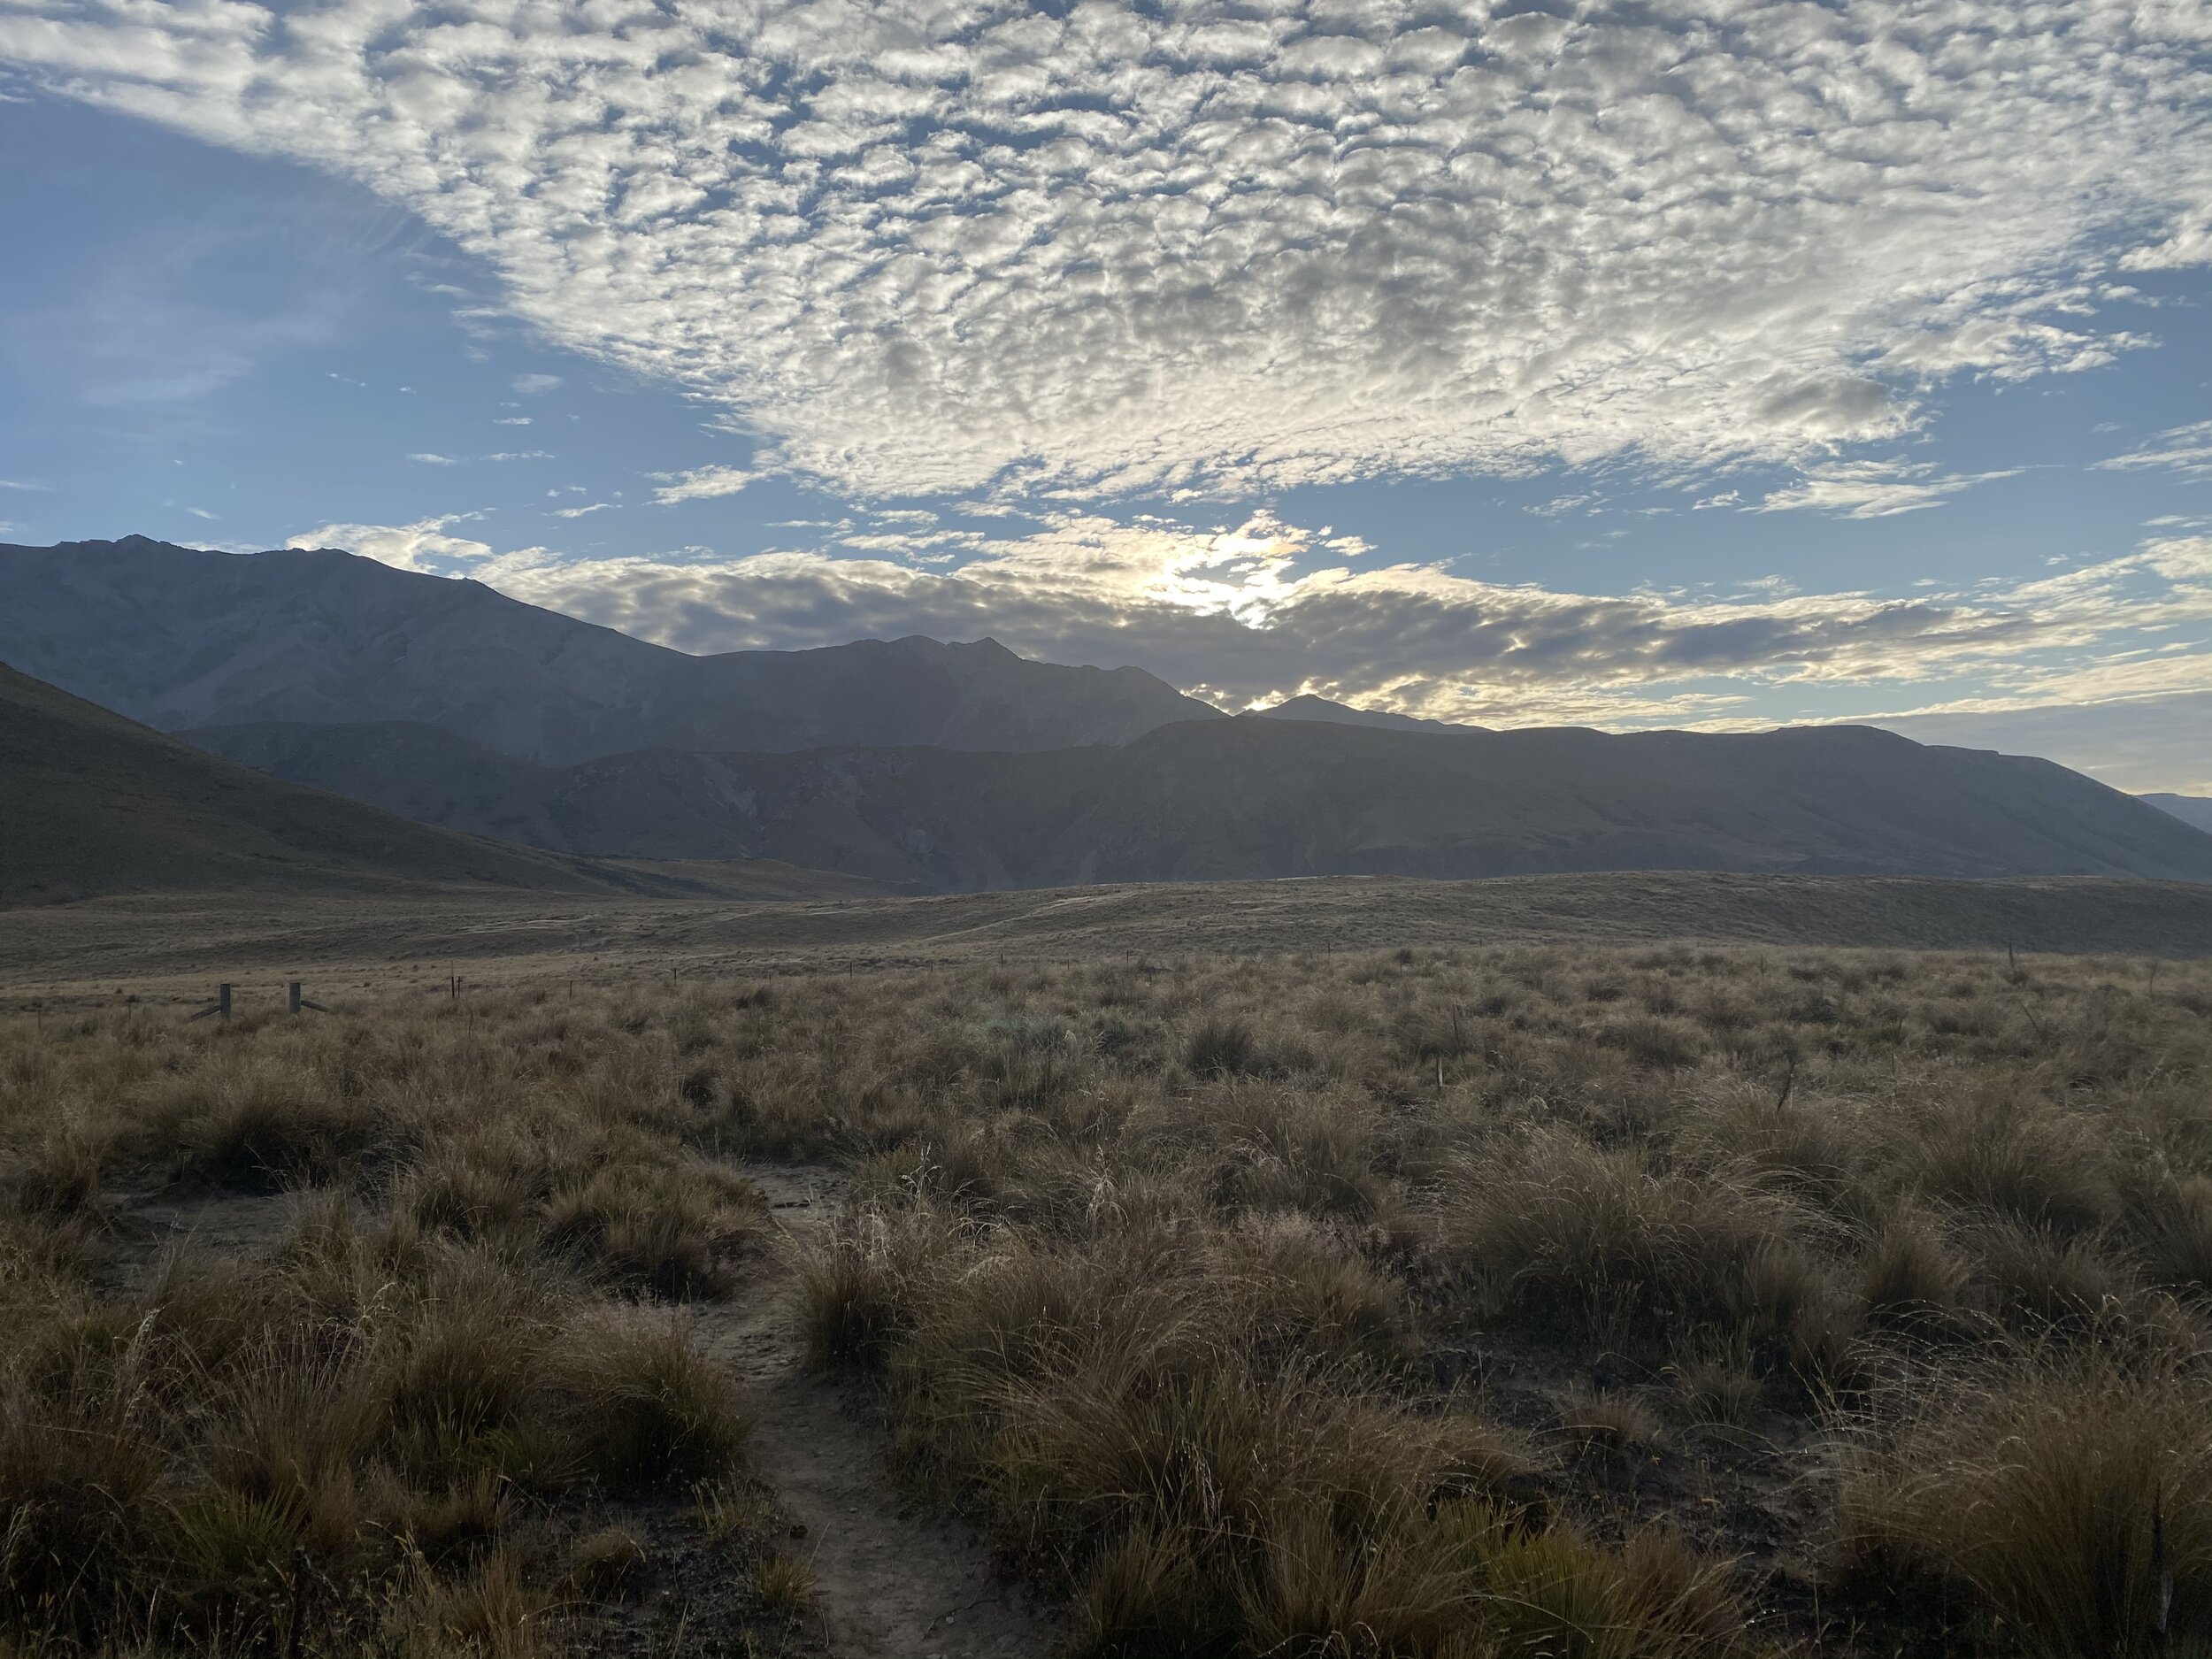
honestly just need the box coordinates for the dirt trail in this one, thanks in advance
[699,1160,1062,1659]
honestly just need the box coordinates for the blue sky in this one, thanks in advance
[2,2,2208,791]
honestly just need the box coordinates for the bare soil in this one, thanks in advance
[699,1159,1063,1659]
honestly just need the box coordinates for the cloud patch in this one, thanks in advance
[3,2,2206,498]
[651,466,759,505]
[2095,421,2212,484]
[289,514,505,576]
[1754,461,2025,519]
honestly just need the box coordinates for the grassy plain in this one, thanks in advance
[4,920,2212,1655]
[5,872,2212,1009]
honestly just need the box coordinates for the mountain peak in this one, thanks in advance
[0,537,1223,764]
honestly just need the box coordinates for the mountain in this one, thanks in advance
[1253,695,1475,732]
[0,663,627,902]
[2143,794,2212,834]
[183,715,2212,891]
[0,536,1222,764]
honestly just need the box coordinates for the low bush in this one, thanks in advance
[1838,1356,2212,1656]
[553,1309,749,1493]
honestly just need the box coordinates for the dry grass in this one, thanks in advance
[4,941,2212,1654]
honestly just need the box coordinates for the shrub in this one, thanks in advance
[541,1158,763,1298]
[552,1310,749,1493]
[150,1057,394,1192]
[799,1199,964,1370]
[1917,1101,2116,1236]
[1185,1017,1263,1078]
[1437,1128,1832,1356]
[1837,1356,2212,1656]
[565,1526,645,1600]
[1859,1206,1966,1317]
[1560,1390,1663,1455]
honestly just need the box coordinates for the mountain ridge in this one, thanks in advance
[0,536,1223,764]
[2143,793,2212,834]
[0,664,886,904]
[182,712,2212,891]
[1253,694,1478,732]
[0,662,615,902]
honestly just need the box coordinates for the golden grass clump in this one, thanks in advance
[1837,1355,2212,1655]
[0,1187,746,1652]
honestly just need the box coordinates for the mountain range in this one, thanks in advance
[181,710,2212,887]
[0,660,603,902]
[0,662,892,904]
[0,536,1216,763]
[4,535,2210,898]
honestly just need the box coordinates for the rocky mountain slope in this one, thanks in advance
[0,537,1220,764]
[185,713,2212,891]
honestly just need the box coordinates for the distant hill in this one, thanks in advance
[0,536,1222,764]
[0,664,879,904]
[0,664,619,902]
[184,715,2212,891]
[2143,794,2212,834]
[1253,695,1475,732]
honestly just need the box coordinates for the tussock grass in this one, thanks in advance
[4,943,2212,1654]
[1838,1355,2212,1655]
[0,1161,748,1650]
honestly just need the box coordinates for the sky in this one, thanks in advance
[1,1,2208,792]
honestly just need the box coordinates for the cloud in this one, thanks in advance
[183,507,219,521]
[288,514,507,576]
[511,374,562,396]
[2094,421,2212,483]
[494,416,532,426]
[0,480,50,491]
[4,3,2206,498]
[1754,461,2024,519]
[553,502,613,518]
[411,449,549,465]
[651,465,758,505]
[464,512,2212,733]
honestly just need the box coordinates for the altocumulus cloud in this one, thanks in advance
[4,1,2208,498]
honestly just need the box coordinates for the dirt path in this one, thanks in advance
[698,1160,1063,1659]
